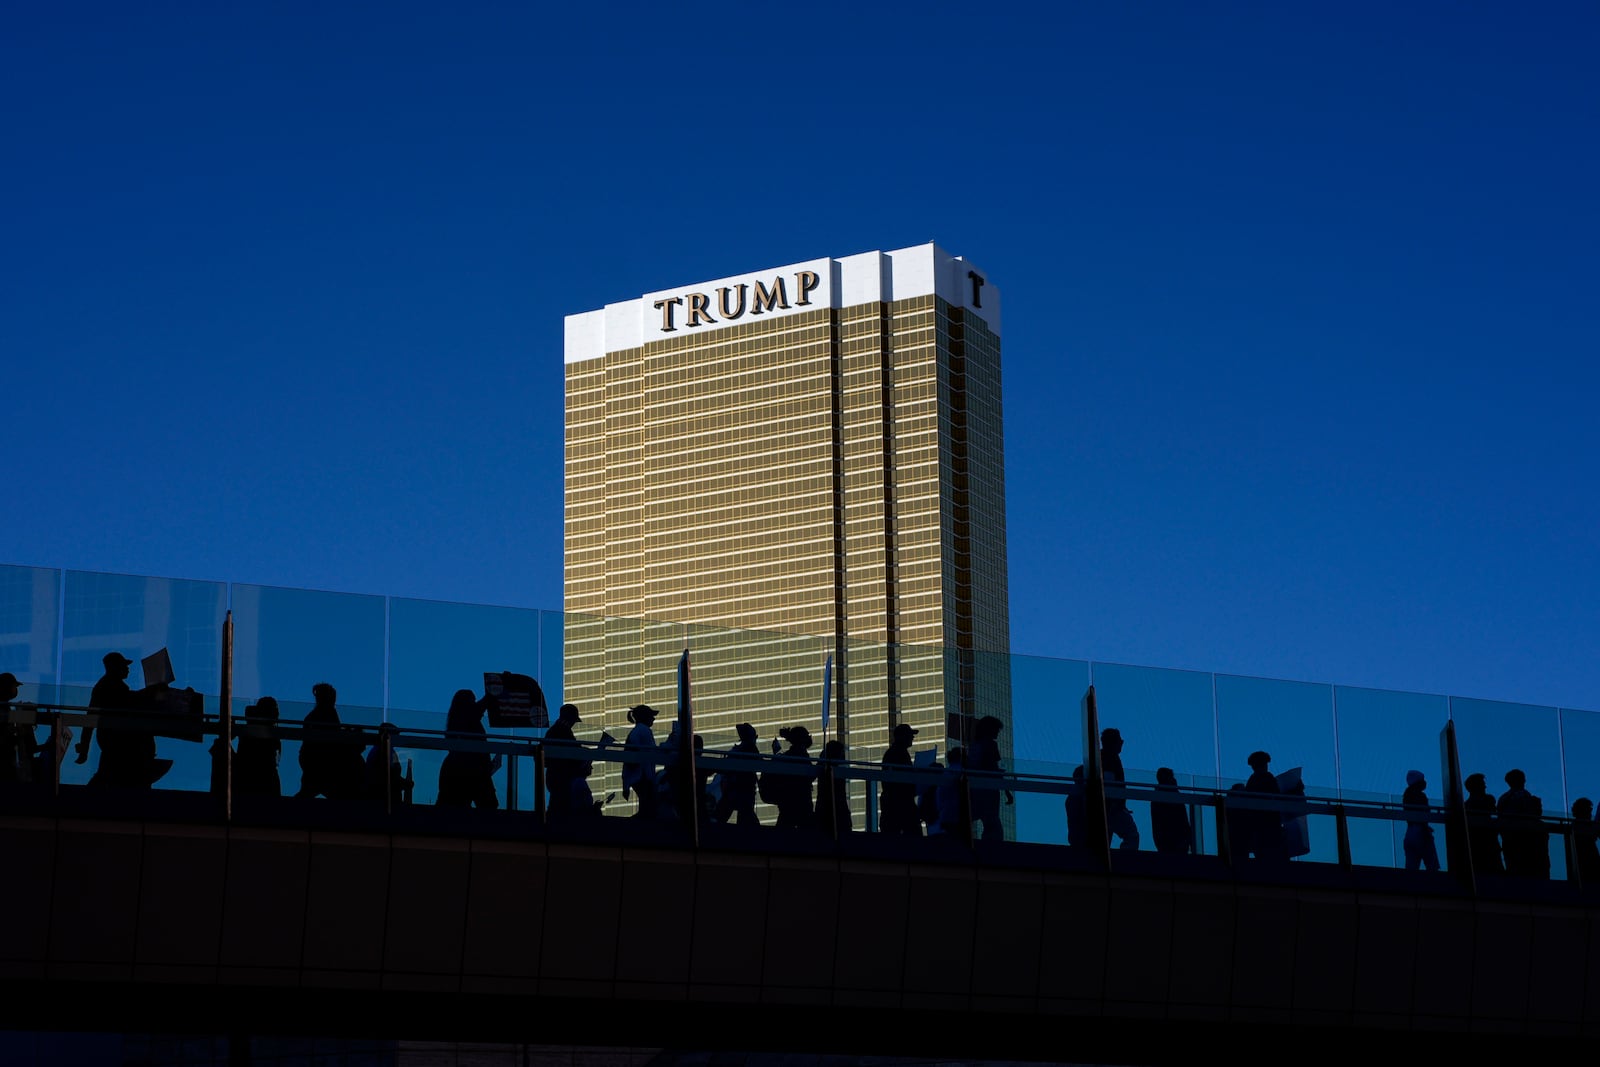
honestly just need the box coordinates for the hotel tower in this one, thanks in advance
[563,243,1011,793]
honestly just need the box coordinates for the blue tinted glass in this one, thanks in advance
[1009,653,1090,767]
[231,584,385,713]
[1091,661,1217,786]
[1560,707,1600,819]
[1451,696,1564,815]
[1333,686,1450,800]
[1215,674,1336,796]
[0,564,60,700]
[387,597,542,720]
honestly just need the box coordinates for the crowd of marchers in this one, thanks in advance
[2,660,1597,880]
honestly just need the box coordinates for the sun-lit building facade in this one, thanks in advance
[563,243,1011,786]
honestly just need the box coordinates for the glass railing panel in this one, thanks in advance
[230,583,386,714]
[1091,662,1218,854]
[1215,673,1337,797]
[684,617,831,830]
[59,570,227,790]
[1006,652,1089,846]
[1558,707,1600,824]
[387,596,546,812]
[1332,685,1449,803]
[1341,788,1403,869]
[1009,652,1091,767]
[0,564,60,704]
[1450,696,1565,816]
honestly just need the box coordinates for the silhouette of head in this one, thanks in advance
[0,672,19,702]
[1247,750,1271,772]
[448,689,482,727]
[1574,798,1593,821]
[1157,766,1177,786]
[1072,764,1085,783]
[1101,727,1123,754]
[627,704,658,725]
[312,682,336,707]
[946,746,965,767]
[892,722,917,744]
[103,651,132,680]
[557,703,581,724]
[822,739,845,761]
[736,722,757,743]
[1465,772,1487,794]
[248,696,280,723]
[1505,768,1526,790]
[1406,770,1425,789]
[778,725,813,751]
[977,715,1003,741]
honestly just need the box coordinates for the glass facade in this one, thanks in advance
[564,294,1013,815]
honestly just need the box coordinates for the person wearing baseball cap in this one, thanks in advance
[78,651,159,789]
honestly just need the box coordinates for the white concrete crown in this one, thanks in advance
[564,242,1000,364]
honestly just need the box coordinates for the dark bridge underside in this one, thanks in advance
[2,798,1597,1061]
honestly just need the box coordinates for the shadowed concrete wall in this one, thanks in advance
[2,813,1597,1056]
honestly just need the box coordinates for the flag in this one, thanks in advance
[820,654,833,732]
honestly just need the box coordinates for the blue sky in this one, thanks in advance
[5,2,1598,728]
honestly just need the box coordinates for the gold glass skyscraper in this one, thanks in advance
[564,243,1010,785]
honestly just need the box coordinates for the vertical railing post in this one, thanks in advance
[1335,804,1353,869]
[221,609,233,821]
[1081,685,1111,869]
[534,744,547,823]
[1439,720,1475,894]
[383,729,394,817]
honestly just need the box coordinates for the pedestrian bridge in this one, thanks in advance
[2,703,1598,1062]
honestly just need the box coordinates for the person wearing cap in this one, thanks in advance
[623,704,661,820]
[1463,772,1502,874]
[78,651,159,789]
[544,703,584,818]
[0,671,35,784]
[1401,769,1440,871]
[879,722,922,836]
[714,722,761,828]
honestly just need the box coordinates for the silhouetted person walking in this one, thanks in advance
[762,725,816,830]
[968,715,1010,841]
[1065,765,1086,848]
[437,689,501,809]
[816,738,852,836]
[1571,798,1600,886]
[0,672,35,784]
[1101,727,1140,850]
[1244,751,1286,861]
[623,704,661,820]
[714,722,761,828]
[364,721,412,807]
[1152,766,1192,854]
[879,723,922,837]
[1499,769,1549,879]
[1402,769,1440,871]
[935,746,971,843]
[297,683,363,800]
[1464,772,1502,874]
[544,703,583,818]
[234,697,283,797]
[79,651,158,789]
